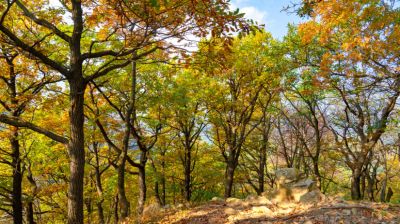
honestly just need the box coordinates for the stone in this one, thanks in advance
[143,203,161,217]
[226,197,242,206]
[270,188,292,203]
[246,194,257,201]
[291,179,316,202]
[275,168,300,185]
[264,168,324,204]
[299,190,323,204]
[224,207,237,215]
[251,206,273,215]
[343,209,351,216]
[255,196,272,205]
[176,203,184,208]
[211,196,224,202]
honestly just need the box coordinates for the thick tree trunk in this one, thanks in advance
[67,80,86,224]
[137,166,146,216]
[11,128,23,224]
[224,160,236,198]
[351,169,362,200]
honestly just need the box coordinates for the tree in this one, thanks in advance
[160,70,207,201]
[198,31,282,198]
[0,0,248,222]
[298,0,400,199]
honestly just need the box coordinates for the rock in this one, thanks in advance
[211,196,224,202]
[251,206,273,215]
[265,168,324,204]
[163,204,171,209]
[226,197,242,206]
[275,168,300,185]
[143,203,161,217]
[270,188,292,203]
[292,179,316,189]
[343,209,351,215]
[255,196,272,205]
[299,190,324,204]
[176,203,184,208]
[224,207,237,215]
[246,194,257,201]
[291,179,317,202]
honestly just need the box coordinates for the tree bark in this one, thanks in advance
[26,201,35,224]
[258,143,266,195]
[351,169,362,200]
[117,159,129,220]
[11,128,23,224]
[67,80,86,224]
[224,159,236,198]
[184,147,192,201]
[137,166,146,216]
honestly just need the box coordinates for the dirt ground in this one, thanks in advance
[145,197,400,224]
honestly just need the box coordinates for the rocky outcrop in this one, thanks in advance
[268,168,324,204]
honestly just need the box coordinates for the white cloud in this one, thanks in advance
[240,6,267,25]
[229,0,268,25]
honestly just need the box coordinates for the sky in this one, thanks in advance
[230,0,305,39]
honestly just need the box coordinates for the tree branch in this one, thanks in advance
[0,114,69,144]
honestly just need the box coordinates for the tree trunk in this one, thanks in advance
[96,201,105,224]
[224,160,236,198]
[67,80,86,224]
[26,201,35,224]
[312,159,322,190]
[380,180,386,202]
[137,166,146,216]
[161,153,166,205]
[154,181,162,206]
[386,187,393,202]
[258,144,266,195]
[11,128,23,224]
[117,160,129,220]
[93,146,105,224]
[113,194,119,224]
[184,147,191,201]
[351,169,362,200]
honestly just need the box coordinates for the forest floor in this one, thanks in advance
[144,197,400,224]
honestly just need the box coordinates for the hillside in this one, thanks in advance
[150,197,400,224]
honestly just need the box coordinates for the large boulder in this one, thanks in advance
[299,190,325,204]
[275,168,300,186]
[266,168,324,204]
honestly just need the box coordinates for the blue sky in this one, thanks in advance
[230,0,305,39]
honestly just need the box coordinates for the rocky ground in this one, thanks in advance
[145,196,400,224]
[142,169,399,224]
